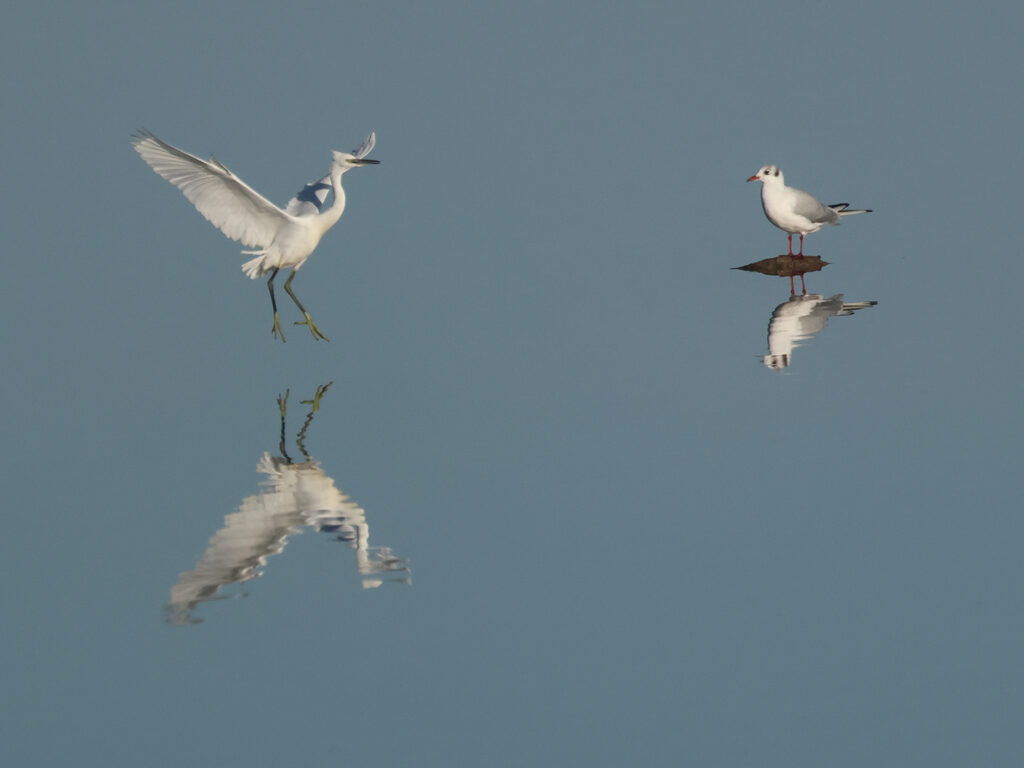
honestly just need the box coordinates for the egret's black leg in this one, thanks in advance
[285,270,329,341]
[267,268,286,342]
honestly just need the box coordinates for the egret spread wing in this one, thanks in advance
[352,132,376,159]
[285,175,332,217]
[132,130,293,248]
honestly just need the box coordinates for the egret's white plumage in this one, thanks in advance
[747,165,871,255]
[131,130,379,341]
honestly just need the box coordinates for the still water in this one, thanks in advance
[4,2,1024,766]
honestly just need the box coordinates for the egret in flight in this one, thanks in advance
[132,130,380,341]
[747,165,871,256]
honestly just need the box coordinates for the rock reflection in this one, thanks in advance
[166,383,410,625]
[762,294,877,371]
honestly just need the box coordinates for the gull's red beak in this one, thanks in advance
[746,174,760,182]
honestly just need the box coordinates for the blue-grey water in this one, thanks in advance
[3,2,1023,766]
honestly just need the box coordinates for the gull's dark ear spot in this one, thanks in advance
[773,168,779,176]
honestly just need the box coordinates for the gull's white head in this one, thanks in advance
[747,164,783,184]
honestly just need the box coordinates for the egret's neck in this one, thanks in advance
[316,171,348,236]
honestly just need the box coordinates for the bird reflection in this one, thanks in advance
[166,383,410,625]
[762,294,877,371]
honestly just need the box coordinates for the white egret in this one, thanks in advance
[747,165,871,255]
[131,130,380,341]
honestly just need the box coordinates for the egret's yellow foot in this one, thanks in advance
[272,312,287,342]
[295,313,329,341]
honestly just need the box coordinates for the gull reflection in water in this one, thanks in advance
[167,383,410,625]
[762,293,877,371]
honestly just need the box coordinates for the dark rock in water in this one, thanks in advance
[733,255,829,277]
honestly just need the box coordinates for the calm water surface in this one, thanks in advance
[3,2,1024,766]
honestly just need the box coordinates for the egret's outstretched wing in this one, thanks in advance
[352,132,375,160]
[132,130,293,248]
[285,175,332,217]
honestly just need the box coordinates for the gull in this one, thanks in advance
[747,165,871,256]
[132,130,380,341]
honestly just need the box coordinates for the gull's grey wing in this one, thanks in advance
[789,187,840,225]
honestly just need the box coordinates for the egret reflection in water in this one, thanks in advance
[761,293,877,371]
[166,383,410,625]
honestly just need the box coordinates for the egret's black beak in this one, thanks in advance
[353,158,380,166]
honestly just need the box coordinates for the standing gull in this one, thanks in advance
[132,130,379,341]
[747,165,870,256]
